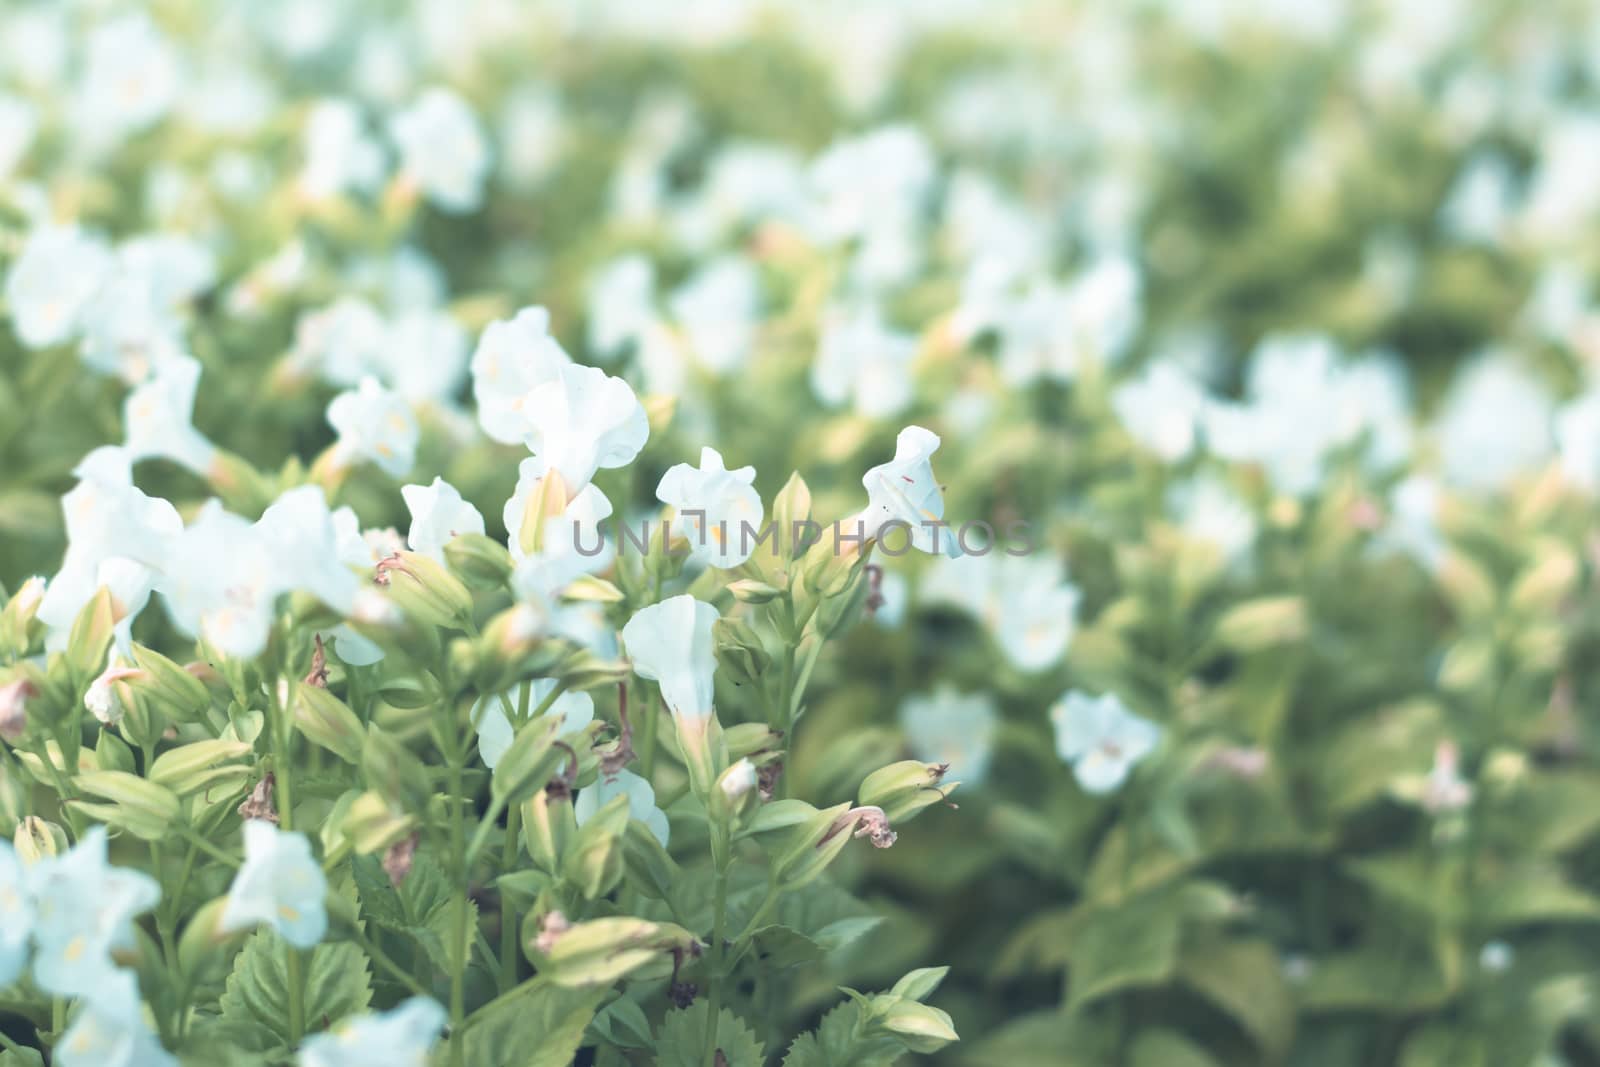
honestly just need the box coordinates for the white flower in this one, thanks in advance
[476,680,594,771]
[56,970,177,1067]
[327,377,419,477]
[292,297,389,387]
[899,687,997,786]
[0,841,32,986]
[402,477,486,562]
[504,461,615,593]
[77,13,179,137]
[1169,476,1257,567]
[996,260,1141,386]
[384,309,469,405]
[0,93,38,182]
[668,256,760,373]
[84,660,141,726]
[586,255,657,361]
[719,759,757,802]
[849,426,959,557]
[123,355,216,475]
[805,125,934,245]
[811,302,918,418]
[1383,475,1445,571]
[389,87,491,214]
[1556,391,1600,491]
[1439,153,1515,245]
[300,98,386,202]
[299,996,447,1067]
[656,447,763,568]
[575,768,670,847]
[1433,356,1554,492]
[1112,362,1208,462]
[621,596,719,723]
[1418,740,1472,814]
[28,827,161,999]
[519,364,650,489]
[158,502,279,659]
[1520,113,1600,244]
[254,486,365,615]
[470,307,573,445]
[4,226,114,349]
[1051,691,1162,795]
[221,821,329,949]
[922,553,1078,672]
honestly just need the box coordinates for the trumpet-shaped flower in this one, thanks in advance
[255,486,365,614]
[4,225,114,349]
[389,88,490,214]
[811,302,917,418]
[123,354,216,475]
[668,256,759,373]
[327,377,419,477]
[470,306,573,445]
[850,426,959,557]
[476,680,594,771]
[157,501,279,659]
[0,841,31,986]
[575,768,670,846]
[899,687,997,786]
[28,827,161,998]
[77,13,178,136]
[220,821,329,949]
[299,98,386,202]
[56,969,177,1067]
[519,364,649,490]
[292,297,389,387]
[1051,691,1161,795]
[299,996,447,1067]
[922,553,1078,672]
[402,477,485,562]
[621,596,718,723]
[656,447,763,568]
[384,309,469,405]
[504,459,615,590]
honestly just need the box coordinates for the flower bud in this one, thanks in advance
[206,448,277,514]
[64,588,117,682]
[13,816,67,863]
[725,722,782,762]
[858,761,956,825]
[378,551,475,629]
[69,771,180,840]
[148,740,254,797]
[1510,544,1579,615]
[177,896,242,977]
[517,469,572,557]
[620,818,679,901]
[713,619,770,688]
[522,789,575,874]
[727,579,782,604]
[293,685,365,764]
[561,793,628,900]
[1213,596,1307,651]
[771,801,854,889]
[341,790,419,855]
[127,645,212,722]
[522,912,699,988]
[84,661,143,726]
[444,533,514,591]
[711,759,758,825]
[491,714,567,806]
[868,999,959,1054]
[0,676,36,742]
[0,576,45,656]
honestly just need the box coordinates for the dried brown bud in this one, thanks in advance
[383,831,419,886]
[237,773,279,825]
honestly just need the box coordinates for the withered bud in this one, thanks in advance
[237,773,279,825]
[383,831,419,886]
[822,805,897,850]
[534,910,572,955]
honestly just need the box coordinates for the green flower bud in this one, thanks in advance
[341,790,418,855]
[713,618,771,688]
[522,789,575,874]
[725,722,782,762]
[64,588,117,683]
[868,998,959,1054]
[69,771,180,840]
[177,896,244,978]
[727,579,782,604]
[491,714,566,806]
[858,761,957,824]
[1213,595,1307,651]
[148,740,254,796]
[14,816,68,863]
[444,532,514,591]
[378,551,475,629]
[293,685,365,764]
[0,576,45,658]
[127,645,213,722]
[561,793,628,900]
[361,726,432,812]
[523,912,700,988]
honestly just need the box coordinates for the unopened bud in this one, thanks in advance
[0,677,36,742]
[727,579,782,604]
[69,771,180,840]
[858,761,956,824]
[378,551,475,629]
[148,740,254,796]
[870,999,959,1054]
[522,788,575,873]
[294,685,365,764]
[444,533,514,591]
[341,790,418,855]
[523,912,700,988]
[84,662,142,725]
[1214,596,1307,651]
[128,645,212,722]
[711,759,758,824]
[14,816,67,863]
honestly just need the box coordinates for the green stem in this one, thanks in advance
[498,802,522,993]
[286,946,306,1045]
[175,824,240,868]
[701,827,732,1067]
[352,926,431,998]
[639,690,658,781]
[276,672,305,1045]
[448,750,469,1067]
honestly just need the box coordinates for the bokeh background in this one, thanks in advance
[5,1,1600,1064]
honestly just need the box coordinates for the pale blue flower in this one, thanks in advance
[220,821,329,949]
[56,969,176,1067]
[476,680,595,772]
[1051,692,1161,795]
[0,840,31,986]
[899,687,997,786]
[575,768,669,847]
[299,995,446,1067]
[28,827,161,998]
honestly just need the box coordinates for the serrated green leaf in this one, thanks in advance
[459,978,605,1067]
[217,930,373,1051]
[657,1002,765,1067]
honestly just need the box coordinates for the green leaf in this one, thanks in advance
[782,1000,900,1067]
[959,1010,1115,1067]
[217,930,373,1051]
[657,1002,766,1067]
[1177,934,1295,1060]
[459,978,607,1067]
[1299,934,1460,1014]
[1130,1030,1221,1067]
[351,853,407,928]
[0,1049,46,1067]
[589,994,654,1050]
[748,924,827,969]
[1063,888,1184,1011]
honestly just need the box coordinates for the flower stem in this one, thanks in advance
[448,747,469,1067]
[701,825,731,1067]
[498,801,522,993]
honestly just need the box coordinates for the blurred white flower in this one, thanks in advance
[402,477,486,562]
[77,13,180,139]
[1169,476,1257,566]
[57,970,176,1067]
[28,826,160,999]
[4,226,114,349]
[123,355,216,476]
[0,94,37,182]
[621,595,719,723]
[899,686,997,786]
[471,307,573,445]
[293,297,390,388]
[805,125,934,244]
[300,996,447,1067]
[1051,691,1161,795]
[327,377,419,477]
[300,99,386,202]
[669,256,760,373]
[221,821,329,949]
[923,553,1078,672]
[1112,361,1208,462]
[657,446,764,569]
[476,680,594,772]
[0,841,28,986]
[1433,355,1554,492]
[575,768,670,846]
[1521,113,1600,244]
[586,255,657,361]
[1439,153,1516,245]
[811,302,918,418]
[390,87,491,214]
[997,259,1141,386]
[1556,391,1600,491]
